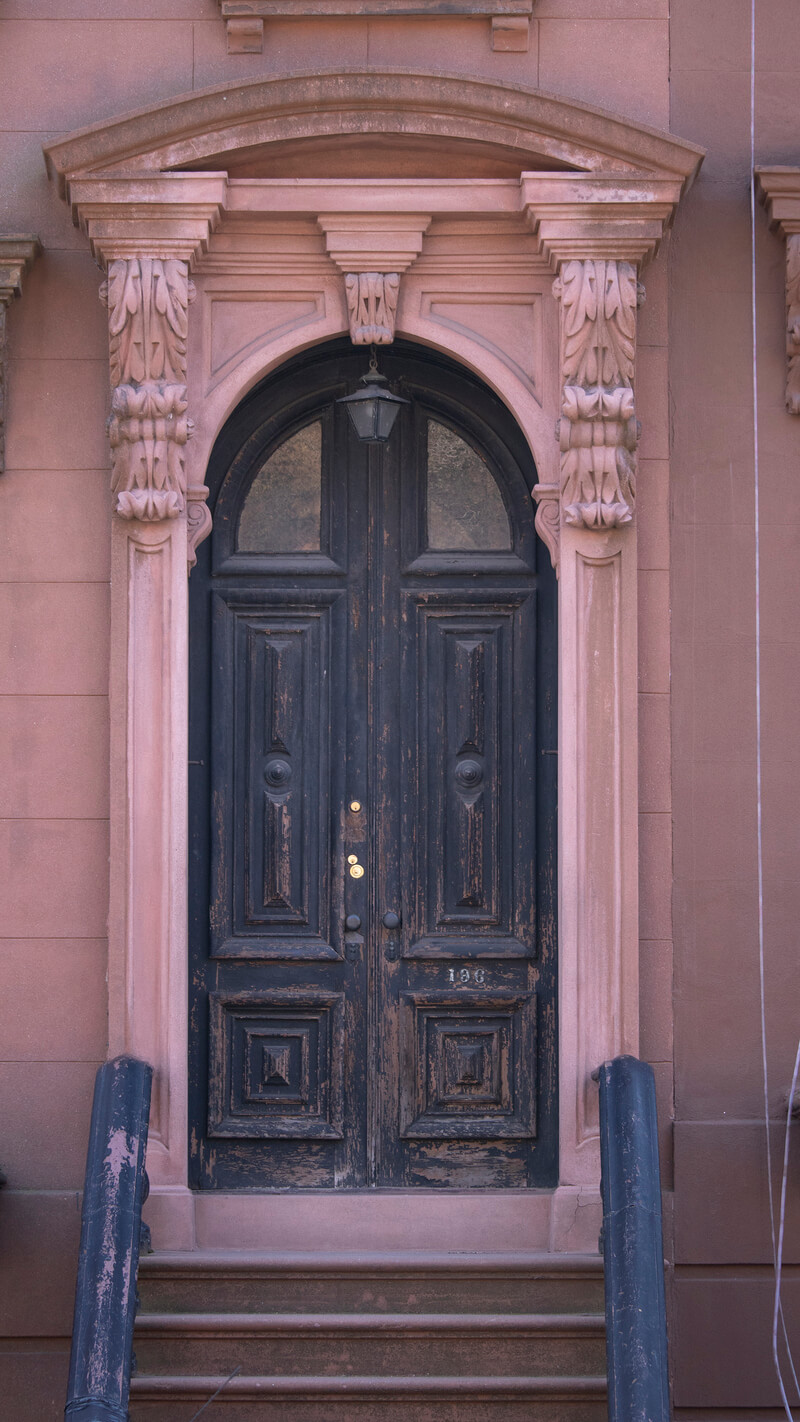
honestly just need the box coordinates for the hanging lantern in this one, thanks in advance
[337,348,409,443]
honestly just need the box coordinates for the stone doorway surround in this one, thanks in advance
[44,70,702,1254]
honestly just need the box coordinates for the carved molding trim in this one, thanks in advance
[756,168,800,415]
[101,257,196,523]
[0,235,41,475]
[345,272,400,344]
[553,259,640,530]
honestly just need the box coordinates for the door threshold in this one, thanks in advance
[144,1184,601,1255]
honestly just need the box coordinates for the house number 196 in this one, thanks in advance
[448,967,486,985]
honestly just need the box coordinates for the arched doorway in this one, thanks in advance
[188,340,557,1190]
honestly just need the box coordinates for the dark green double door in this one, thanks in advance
[189,344,557,1190]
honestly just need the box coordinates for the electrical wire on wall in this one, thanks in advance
[749,1,800,1413]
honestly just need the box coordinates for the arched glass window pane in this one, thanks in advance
[237,421,322,553]
[426,419,511,551]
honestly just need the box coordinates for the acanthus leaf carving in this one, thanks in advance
[554,259,639,530]
[786,234,800,415]
[345,272,400,345]
[101,257,196,522]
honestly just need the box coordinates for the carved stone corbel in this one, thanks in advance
[101,258,195,523]
[66,174,225,565]
[319,213,430,346]
[0,236,41,474]
[522,174,682,551]
[755,168,800,414]
[553,259,640,530]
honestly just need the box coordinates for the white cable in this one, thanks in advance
[750,2,799,1413]
[774,1044,800,1403]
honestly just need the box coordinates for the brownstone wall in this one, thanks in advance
[669,2,800,1412]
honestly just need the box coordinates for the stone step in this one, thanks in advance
[133,1311,606,1379]
[129,1372,608,1422]
[137,1251,605,1317]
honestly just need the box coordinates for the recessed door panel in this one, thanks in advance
[407,596,536,958]
[189,343,557,1192]
[210,593,346,960]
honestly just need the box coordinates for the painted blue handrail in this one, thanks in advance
[65,1055,153,1422]
[597,1054,671,1422]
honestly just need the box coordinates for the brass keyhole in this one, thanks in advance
[347,854,358,865]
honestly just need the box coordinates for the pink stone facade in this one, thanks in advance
[0,2,798,1417]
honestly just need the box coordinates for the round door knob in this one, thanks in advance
[345,914,362,931]
[382,911,401,930]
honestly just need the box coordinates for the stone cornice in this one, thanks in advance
[318,212,431,273]
[218,1,534,55]
[521,174,683,267]
[0,235,42,304]
[756,165,800,233]
[65,175,227,266]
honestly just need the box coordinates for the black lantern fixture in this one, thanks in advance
[337,347,409,443]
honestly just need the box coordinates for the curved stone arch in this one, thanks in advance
[189,301,558,505]
[43,70,703,1248]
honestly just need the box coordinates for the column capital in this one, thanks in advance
[521,174,682,268]
[66,174,227,267]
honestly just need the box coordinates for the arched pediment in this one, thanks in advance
[44,68,703,189]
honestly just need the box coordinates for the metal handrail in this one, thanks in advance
[65,1055,153,1422]
[597,1054,671,1422]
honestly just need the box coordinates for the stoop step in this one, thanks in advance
[130,1250,606,1421]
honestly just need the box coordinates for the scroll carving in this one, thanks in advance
[101,258,196,522]
[554,260,640,530]
[533,483,560,576]
[345,272,400,345]
[786,235,800,414]
[187,484,213,572]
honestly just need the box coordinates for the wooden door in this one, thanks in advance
[189,344,557,1190]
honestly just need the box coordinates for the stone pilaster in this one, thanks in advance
[522,175,680,1181]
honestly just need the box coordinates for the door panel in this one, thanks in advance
[189,343,557,1191]
[210,593,346,960]
[406,596,535,957]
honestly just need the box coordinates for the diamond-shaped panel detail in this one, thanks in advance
[401,991,536,1140]
[209,992,344,1139]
